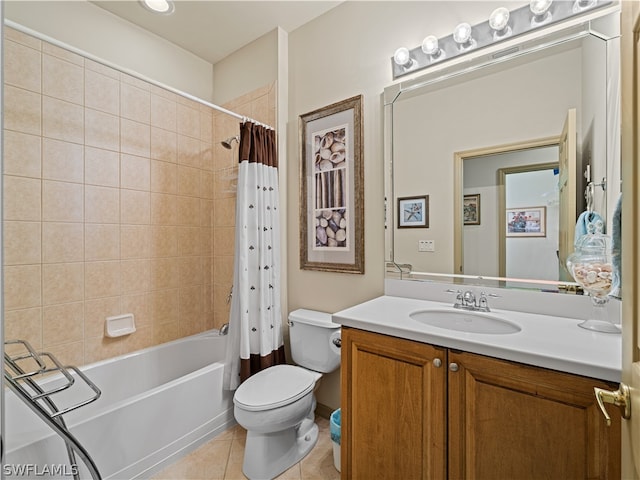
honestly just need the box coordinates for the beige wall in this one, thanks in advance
[3,26,275,367]
[4,0,215,101]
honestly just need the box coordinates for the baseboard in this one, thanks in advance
[315,402,335,420]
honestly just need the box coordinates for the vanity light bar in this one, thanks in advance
[391,0,613,79]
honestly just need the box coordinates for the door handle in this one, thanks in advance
[594,383,631,426]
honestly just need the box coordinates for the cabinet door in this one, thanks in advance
[448,350,621,480]
[341,328,447,479]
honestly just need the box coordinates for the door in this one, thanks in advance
[621,1,640,477]
[558,108,577,282]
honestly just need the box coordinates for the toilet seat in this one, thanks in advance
[233,365,316,412]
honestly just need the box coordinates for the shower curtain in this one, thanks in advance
[224,121,286,391]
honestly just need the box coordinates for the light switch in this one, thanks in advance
[418,240,435,252]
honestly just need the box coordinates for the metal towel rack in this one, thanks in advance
[4,339,102,480]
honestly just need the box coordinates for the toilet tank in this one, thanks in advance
[288,309,341,373]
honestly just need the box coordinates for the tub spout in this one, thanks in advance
[219,323,229,336]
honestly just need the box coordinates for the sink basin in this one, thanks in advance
[409,308,521,334]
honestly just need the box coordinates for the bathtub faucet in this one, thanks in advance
[219,323,229,336]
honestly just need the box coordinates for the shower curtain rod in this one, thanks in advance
[5,20,274,130]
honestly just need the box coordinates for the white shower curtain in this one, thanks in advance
[224,122,285,391]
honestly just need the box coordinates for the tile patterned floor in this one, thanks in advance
[151,416,340,480]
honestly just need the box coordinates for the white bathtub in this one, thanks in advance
[4,330,235,479]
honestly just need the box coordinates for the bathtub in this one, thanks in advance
[4,330,235,479]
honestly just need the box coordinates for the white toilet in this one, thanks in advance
[233,309,341,480]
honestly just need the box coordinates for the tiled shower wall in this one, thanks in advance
[3,27,276,366]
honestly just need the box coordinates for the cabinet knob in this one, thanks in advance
[433,358,442,368]
[449,363,459,372]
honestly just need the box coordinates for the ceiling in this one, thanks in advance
[91,1,343,65]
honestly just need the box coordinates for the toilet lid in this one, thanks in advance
[233,365,316,411]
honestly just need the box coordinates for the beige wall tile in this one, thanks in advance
[4,176,41,221]
[154,321,180,344]
[151,94,177,131]
[121,72,150,91]
[85,58,119,79]
[5,40,41,93]
[201,142,214,171]
[121,118,150,157]
[151,288,179,325]
[85,108,119,151]
[121,259,150,294]
[214,167,238,200]
[150,226,178,257]
[121,293,150,327]
[121,82,150,124]
[4,221,41,265]
[85,147,120,187]
[151,159,177,194]
[200,110,213,143]
[42,222,84,263]
[177,227,202,257]
[177,134,201,168]
[42,138,84,183]
[179,285,202,319]
[42,262,83,305]
[85,261,120,299]
[201,228,213,256]
[214,197,236,227]
[177,165,201,197]
[43,180,83,222]
[213,255,234,289]
[85,185,119,223]
[201,171,214,200]
[202,256,213,285]
[3,130,41,178]
[84,336,123,364]
[85,224,120,261]
[42,42,83,66]
[5,265,42,310]
[5,307,42,351]
[122,324,155,354]
[45,341,84,369]
[5,85,42,135]
[121,189,150,225]
[85,296,120,338]
[43,302,84,346]
[150,193,178,226]
[150,257,179,290]
[178,255,202,286]
[151,127,178,163]
[6,27,42,50]
[213,226,235,257]
[121,153,150,191]
[42,54,84,105]
[149,84,177,101]
[177,103,200,138]
[85,69,119,115]
[121,224,150,259]
[177,196,200,226]
[200,199,214,227]
[42,96,83,143]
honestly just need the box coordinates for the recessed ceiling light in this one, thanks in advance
[140,0,175,15]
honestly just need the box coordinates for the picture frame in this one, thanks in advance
[463,194,481,225]
[397,195,429,228]
[299,95,364,273]
[506,206,546,237]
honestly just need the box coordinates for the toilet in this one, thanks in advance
[233,309,341,480]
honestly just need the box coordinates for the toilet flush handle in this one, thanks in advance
[332,337,342,348]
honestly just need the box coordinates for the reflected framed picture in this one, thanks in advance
[397,195,429,228]
[299,95,364,274]
[506,206,546,237]
[463,194,481,225]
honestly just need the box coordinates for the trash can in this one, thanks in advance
[330,408,341,472]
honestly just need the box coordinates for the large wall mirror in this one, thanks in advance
[384,11,620,292]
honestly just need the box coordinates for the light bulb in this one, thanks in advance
[141,0,174,14]
[529,0,552,17]
[453,23,472,45]
[489,7,510,31]
[421,35,441,57]
[393,47,412,67]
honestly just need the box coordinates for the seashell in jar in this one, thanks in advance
[586,270,598,283]
[321,132,334,149]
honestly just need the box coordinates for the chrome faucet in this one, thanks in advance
[448,289,493,312]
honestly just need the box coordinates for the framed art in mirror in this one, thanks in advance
[299,95,364,274]
[398,195,429,228]
[463,194,480,226]
[506,206,546,238]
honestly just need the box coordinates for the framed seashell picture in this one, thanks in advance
[299,95,364,273]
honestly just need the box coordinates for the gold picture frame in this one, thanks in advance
[299,95,364,273]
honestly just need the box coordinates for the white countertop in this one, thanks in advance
[332,295,622,383]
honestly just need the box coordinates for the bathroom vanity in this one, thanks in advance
[334,293,622,480]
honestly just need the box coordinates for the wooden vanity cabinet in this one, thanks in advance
[341,327,621,480]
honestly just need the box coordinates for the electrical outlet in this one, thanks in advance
[418,240,435,252]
